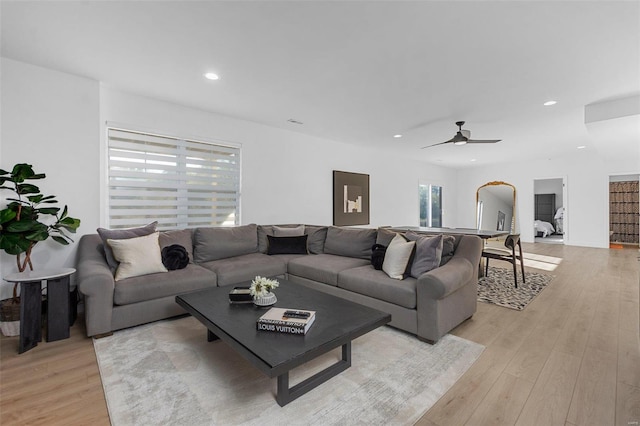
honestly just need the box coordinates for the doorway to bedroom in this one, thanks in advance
[533,177,566,245]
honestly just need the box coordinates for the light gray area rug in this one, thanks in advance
[478,266,554,310]
[94,316,484,425]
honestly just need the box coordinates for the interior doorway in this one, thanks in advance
[609,174,639,249]
[533,177,567,245]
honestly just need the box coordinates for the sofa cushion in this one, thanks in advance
[287,254,370,286]
[338,265,417,309]
[198,253,287,287]
[267,235,308,255]
[193,224,258,262]
[323,227,377,260]
[107,232,168,281]
[159,229,194,263]
[405,232,444,278]
[113,263,216,305]
[97,221,158,270]
[382,234,415,280]
[305,225,328,254]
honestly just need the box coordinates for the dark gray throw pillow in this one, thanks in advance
[267,235,308,255]
[376,228,397,246]
[405,232,444,278]
[440,235,460,266]
[97,221,158,270]
[305,225,328,254]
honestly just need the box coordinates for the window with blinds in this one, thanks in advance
[107,127,240,230]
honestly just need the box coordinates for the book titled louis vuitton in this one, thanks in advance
[257,307,316,335]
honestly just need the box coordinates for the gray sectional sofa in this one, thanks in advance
[76,223,482,343]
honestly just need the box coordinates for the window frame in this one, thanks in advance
[419,183,443,228]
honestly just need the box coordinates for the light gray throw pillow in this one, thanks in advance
[273,225,305,236]
[405,232,444,278]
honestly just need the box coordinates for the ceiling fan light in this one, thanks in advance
[453,140,467,146]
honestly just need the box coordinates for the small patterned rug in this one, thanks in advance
[478,266,554,310]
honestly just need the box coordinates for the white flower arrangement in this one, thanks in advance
[249,276,279,299]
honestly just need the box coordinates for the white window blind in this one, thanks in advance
[107,127,240,229]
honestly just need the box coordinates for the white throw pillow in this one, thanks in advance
[382,234,416,280]
[107,232,168,281]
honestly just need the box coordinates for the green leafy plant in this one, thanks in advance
[0,163,81,272]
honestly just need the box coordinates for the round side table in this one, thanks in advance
[4,268,76,354]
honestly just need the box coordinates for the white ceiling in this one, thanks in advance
[2,1,639,168]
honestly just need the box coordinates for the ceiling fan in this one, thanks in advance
[421,121,501,149]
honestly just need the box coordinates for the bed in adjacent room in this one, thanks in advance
[534,219,555,237]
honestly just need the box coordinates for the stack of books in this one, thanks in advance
[257,308,316,335]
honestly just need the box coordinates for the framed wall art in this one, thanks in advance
[333,170,370,226]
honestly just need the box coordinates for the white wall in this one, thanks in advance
[534,178,563,208]
[0,58,101,298]
[456,151,640,248]
[100,87,458,228]
[0,58,458,299]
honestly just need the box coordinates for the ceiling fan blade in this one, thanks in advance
[467,139,501,143]
[420,141,450,149]
[420,131,470,149]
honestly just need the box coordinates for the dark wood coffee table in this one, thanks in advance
[176,279,391,406]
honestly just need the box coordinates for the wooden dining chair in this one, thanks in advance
[482,234,526,288]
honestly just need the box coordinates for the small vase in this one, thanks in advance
[253,292,277,307]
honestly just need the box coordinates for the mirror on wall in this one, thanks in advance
[476,181,516,233]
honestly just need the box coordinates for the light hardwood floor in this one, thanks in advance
[1,243,638,425]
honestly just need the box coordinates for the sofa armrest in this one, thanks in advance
[416,235,482,300]
[76,234,115,336]
[417,257,474,299]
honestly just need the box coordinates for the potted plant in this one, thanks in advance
[0,163,81,335]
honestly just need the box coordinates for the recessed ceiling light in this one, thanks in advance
[543,100,557,106]
[204,72,219,80]
[393,134,402,138]
[470,158,477,162]
[577,145,586,149]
